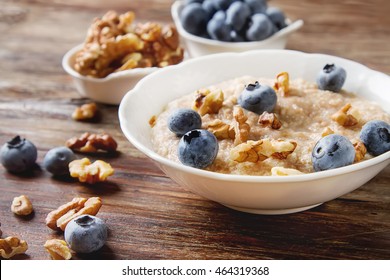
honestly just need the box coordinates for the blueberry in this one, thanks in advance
[202,0,217,19]
[207,11,232,41]
[65,214,108,254]
[266,7,287,30]
[184,0,204,4]
[360,120,390,156]
[180,3,209,36]
[246,13,274,41]
[230,30,245,42]
[43,146,76,176]
[316,64,347,93]
[178,129,218,169]
[226,1,251,31]
[0,136,37,173]
[238,81,277,114]
[214,0,236,10]
[312,134,355,172]
[168,108,202,136]
[244,0,268,14]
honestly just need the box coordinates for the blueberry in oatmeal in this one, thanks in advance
[360,120,390,156]
[238,81,277,114]
[178,129,218,169]
[316,64,347,93]
[312,134,355,172]
[168,108,202,136]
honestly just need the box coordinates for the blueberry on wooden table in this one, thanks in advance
[64,214,108,254]
[312,134,355,172]
[178,129,218,169]
[316,64,347,93]
[238,81,277,114]
[360,120,390,156]
[43,146,76,176]
[0,135,37,173]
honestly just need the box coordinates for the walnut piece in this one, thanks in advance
[258,112,282,129]
[274,72,290,96]
[72,102,98,121]
[230,106,250,146]
[193,89,224,116]
[45,197,102,231]
[74,11,184,78]
[271,167,304,176]
[11,195,33,216]
[321,126,334,137]
[230,139,297,163]
[331,103,360,127]
[44,239,72,260]
[353,141,367,162]
[149,115,157,127]
[206,119,234,140]
[66,132,118,153]
[0,236,28,259]
[69,158,114,184]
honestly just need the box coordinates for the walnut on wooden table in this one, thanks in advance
[69,158,114,184]
[11,195,33,216]
[44,239,72,260]
[0,236,28,259]
[66,132,118,153]
[45,197,102,231]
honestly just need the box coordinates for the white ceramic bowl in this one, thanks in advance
[118,50,390,215]
[171,0,304,58]
[62,44,158,105]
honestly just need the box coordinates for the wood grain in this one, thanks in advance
[0,0,389,260]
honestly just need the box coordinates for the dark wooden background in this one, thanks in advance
[0,0,389,260]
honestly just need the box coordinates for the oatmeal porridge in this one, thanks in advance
[150,74,390,175]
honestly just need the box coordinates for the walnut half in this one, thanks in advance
[69,158,114,184]
[230,139,297,163]
[66,132,118,153]
[0,236,28,259]
[45,197,102,231]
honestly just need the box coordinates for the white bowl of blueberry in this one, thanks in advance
[119,50,390,214]
[171,0,304,57]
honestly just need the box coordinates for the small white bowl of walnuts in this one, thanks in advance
[63,10,185,105]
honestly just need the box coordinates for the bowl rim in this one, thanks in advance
[62,44,158,83]
[171,0,304,47]
[119,49,390,183]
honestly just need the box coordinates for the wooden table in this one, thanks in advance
[1,0,389,260]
